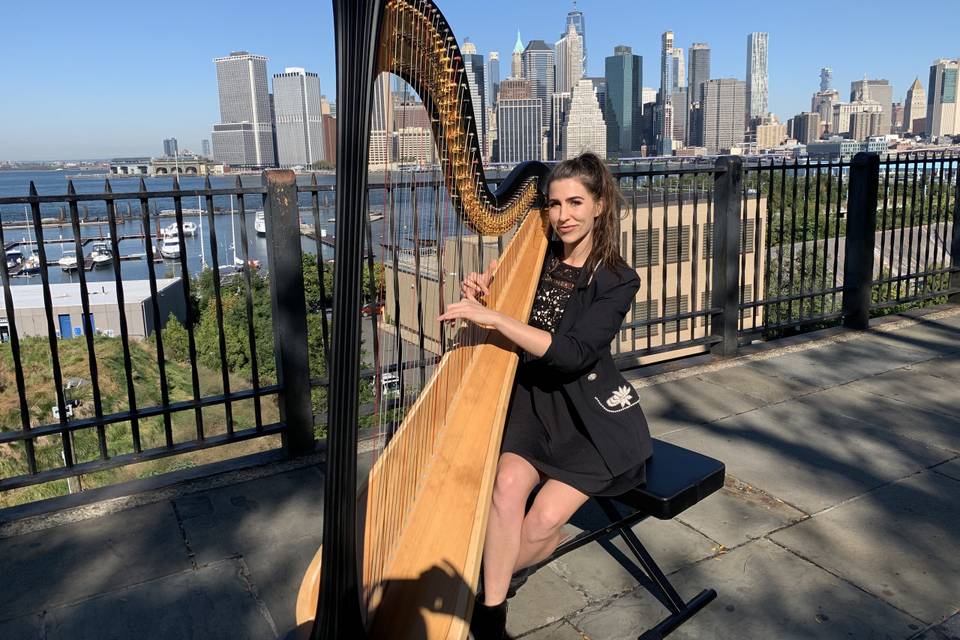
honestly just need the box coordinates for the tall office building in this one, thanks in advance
[211,51,276,168]
[687,43,710,146]
[550,91,572,160]
[461,42,487,156]
[745,33,769,122]
[497,98,542,163]
[556,23,584,94]
[272,67,325,167]
[521,40,556,128]
[672,88,688,145]
[642,87,657,105]
[671,48,686,92]
[589,77,607,112]
[820,67,833,93]
[789,112,821,145]
[851,78,893,135]
[903,77,927,134]
[369,74,393,166]
[565,5,586,72]
[605,46,642,158]
[564,79,606,159]
[812,89,840,133]
[511,30,523,79]
[486,52,500,110]
[699,78,746,154]
[200,139,211,158]
[163,138,178,157]
[926,59,960,139]
[658,31,675,155]
[831,100,882,137]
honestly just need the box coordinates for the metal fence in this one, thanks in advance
[0,151,957,500]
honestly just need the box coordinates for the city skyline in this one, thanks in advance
[2,0,958,160]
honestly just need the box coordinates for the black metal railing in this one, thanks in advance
[0,151,957,503]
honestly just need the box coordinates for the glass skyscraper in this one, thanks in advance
[604,45,642,158]
[745,33,769,122]
[212,51,276,168]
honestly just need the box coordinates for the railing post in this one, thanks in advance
[842,152,880,329]
[950,156,960,304]
[264,169,315,456]
[710,155,742,357]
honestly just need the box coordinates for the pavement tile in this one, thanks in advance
[0,501,189,620]
[639,376,769,426]
[771,471,960,624]
[572,539,924,640]
[676,477,808,548]
[43,559,276,640]
[846,369,960,420]
[240,535,323,636]
[911,611,960,640]
[506,561,587,638]
[905,353,960,383]
[546,511,719,604]
[695,363,821,404]
[806,386,960,453]
[932,458,960,482]
[662,400,954,514]
[865,320,960,357]
[174,466,325,564]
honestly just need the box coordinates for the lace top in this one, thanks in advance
[528,255,582,333]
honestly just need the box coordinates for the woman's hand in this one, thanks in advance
[438,298,504,329]
[460,259,497,302]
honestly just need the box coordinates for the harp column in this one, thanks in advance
[312,1,386,639]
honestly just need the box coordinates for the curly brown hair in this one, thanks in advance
[544,152,629,276]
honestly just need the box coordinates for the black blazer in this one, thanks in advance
[530,256,653,476]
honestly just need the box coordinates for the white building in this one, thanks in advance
[927,59,960,139]
[211,52,276,168]
[563,79,606,159]
[273,67,325,168]
[745,33,769,122]
[555,23,584,94]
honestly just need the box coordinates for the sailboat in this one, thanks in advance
[20,206,41,275]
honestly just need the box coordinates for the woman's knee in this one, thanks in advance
[521,504,568,543]
[491,460,537,515]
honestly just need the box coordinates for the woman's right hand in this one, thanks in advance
[460,259,497,302]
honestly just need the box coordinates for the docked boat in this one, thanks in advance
[59,249,79,272]
[5,248,23,270]
[20,252,41,275]
[159,235,181,260]
[161,221,197,238]
[254,211,266,236]
[89,242,114,267]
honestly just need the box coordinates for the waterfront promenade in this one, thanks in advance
[0,307,958,639]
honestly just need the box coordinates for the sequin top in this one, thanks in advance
[528,255,583,333]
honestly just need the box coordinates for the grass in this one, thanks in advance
[0,336,281,509]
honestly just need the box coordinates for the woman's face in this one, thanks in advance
[547,177,602,250]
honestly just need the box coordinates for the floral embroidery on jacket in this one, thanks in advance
[594,385,640,413]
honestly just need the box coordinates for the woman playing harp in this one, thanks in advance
[439,154,654,640]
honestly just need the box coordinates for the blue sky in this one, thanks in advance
[2,0,957,161]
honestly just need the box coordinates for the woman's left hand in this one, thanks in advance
[437,298,503,329]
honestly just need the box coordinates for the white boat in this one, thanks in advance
[161,221,197,238]
[89,242,114,267]
[5,248,23,270]
[159,236,181,260]
[59,249,79,271]
[254,211,266,236]
[20,252,41,275]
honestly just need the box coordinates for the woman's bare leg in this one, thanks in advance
[481,453,541,605]
[514,479,589,571]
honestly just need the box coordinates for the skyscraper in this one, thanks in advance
[201,139,211,158]
[486,52,500,110]
[671,48,686,92]
[212,51,276,168]
[272,67,325,167]
[820,67,833,93]
[497,98,542,163]
[672,88,688,145]
[521,40,556,128]
[687,43,710,146]
[926,59,960,139]
[163,138,178,157]
[461,42,486,156]
[564,79,606,159]
[369,74,393,167]
[658,31,675,155]
[903,77,927,134]
[745,33,769,122]
[512,30,523,79]
[550,91,572,160]
[788,112,821,145]
[699,78,746,154]
[565,5,586,72]
[555,22,584,94]
[812,89,840,134]
[851,78,893,135]
[605,46,642,158]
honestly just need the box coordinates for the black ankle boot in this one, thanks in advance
[470,598,508,640]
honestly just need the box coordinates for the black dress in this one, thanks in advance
[501,253,647,497]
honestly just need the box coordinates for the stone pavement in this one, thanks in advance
[2,310,960,639]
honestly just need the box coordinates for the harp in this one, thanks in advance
[292,1,550,638]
